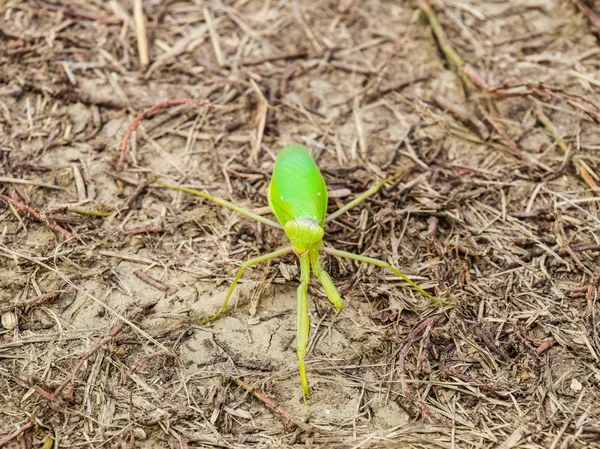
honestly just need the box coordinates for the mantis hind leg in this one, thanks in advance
[153,179,282,229]
[296,253,311,409]
[323,247,454,306]
[200,246,294,324]
[324,166,413,224]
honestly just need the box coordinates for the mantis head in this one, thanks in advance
[284,218,324,256]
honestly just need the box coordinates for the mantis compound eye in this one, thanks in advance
[284,218,324,255]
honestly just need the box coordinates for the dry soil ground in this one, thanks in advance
[1,0,600,448]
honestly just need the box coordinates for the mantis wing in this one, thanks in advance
[268,144,328,227]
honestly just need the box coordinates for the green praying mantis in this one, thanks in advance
[154,143,450,407]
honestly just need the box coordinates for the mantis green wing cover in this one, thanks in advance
[268,144,328,227]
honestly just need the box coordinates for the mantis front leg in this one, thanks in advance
[297,253,311,408]
[309,247,344,310]
[201,246,294,324]
[323,247,453,306]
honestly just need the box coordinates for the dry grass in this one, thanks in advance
[1,0,600,447]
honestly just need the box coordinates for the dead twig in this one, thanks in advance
[132,352,167,372]
[586,270,600,316]
[429,95,489,140]
[250,80,269,165]
[0,418,34,447]
[397,315,451,426]
[62,319,127,399]
[477,105,540,171]
[365,75,429,103]
[0,292,60,314]
[231,378,311,432]
[0,192,74,243]
[241,49,308,66]
[59,305,144,400]
[418,0,487,90]
[123,225,163,235]
[116,99,217,172]
[204,8,224,67]
[571,0,600,36]
[134,0,149,70]
[533,104,600,196]
[125,179,149,209]
[512,324,554,355]
[67,208,112,218]
[134,270,168,292]
[30,0,120,23]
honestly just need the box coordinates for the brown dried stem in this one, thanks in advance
[533,104,600,196]
[418,0,487,90]
[116,98,217,172]
[0,419,34,447]
[0,192,74,242]
[231,378,312,432]
[571,0,600,36]
[397,315,451,426]
[0,292,60,314]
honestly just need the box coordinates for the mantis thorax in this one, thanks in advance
[284,218,324,256]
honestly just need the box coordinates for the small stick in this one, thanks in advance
[31,384,57,402]
[134,269,168,292]
[98,250,156,265]
[0,419,34,447]
[250,80,269,165]
[571,0,600,36]
[0,176,63,190]
[397,315,451,426]
[0,292,60,314]
[242,49,308,66]
[13,187,30,205]
[430,95,489,140]
[562,244,585,270]
[134,0,149,69]
[61,305,147,400]
[330,60,374,75]
[0,193,74,242]
[533,104,569,153]
[512,325,540,354]
[477,105,540,171]
[418,0,487,89]
[365,75,429,103]
[72,322,126,377]
[124,225,162,235]
[533,104,600,196]
[579,169,600,197]
[353,97,367,160]
[567,99,600,124]
[536,339,555,354]
[125,180,149,209]
[67,208,111,218]
[231,378,311,432]
[586,271,600,316]
[116,99,216,172]
[71,164,87,202]
[204,8,224,67]
[62,319,128,399]
[132,352,166,372]
[462,65,488,90]
[561,243,600,254]
[28,1,121,24]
